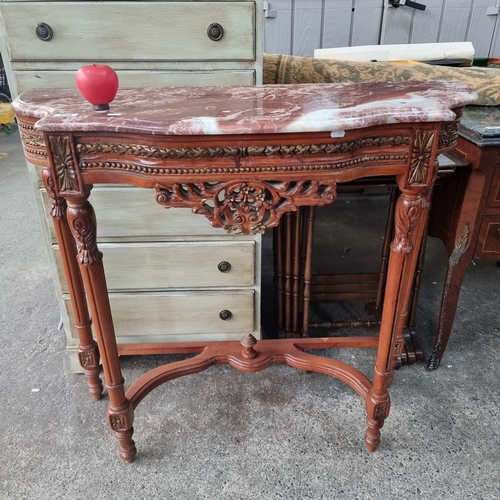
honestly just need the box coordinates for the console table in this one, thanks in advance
[13,82,476,461]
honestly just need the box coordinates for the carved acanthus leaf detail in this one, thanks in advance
[449,224,470,266]
[429,223,470,369]
[390,194,424,254]
[156,180,337,234]
[42,169,67,219]
[71,216,102,264]
[50,136,79,192]
[408,131,435,185]
[66,200,102,265]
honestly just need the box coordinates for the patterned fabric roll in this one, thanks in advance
[263,54,500,106]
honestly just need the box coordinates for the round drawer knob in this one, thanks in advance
[207,23,224,41]
[219,310,232,321]
[36,23,53,41]
[218,261,231,273]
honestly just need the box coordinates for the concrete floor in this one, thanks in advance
[1,127,499,500]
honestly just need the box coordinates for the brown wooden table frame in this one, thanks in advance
[17,96,464,462]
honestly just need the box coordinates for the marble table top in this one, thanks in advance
[13,81,477,137]
[460,106,500,146]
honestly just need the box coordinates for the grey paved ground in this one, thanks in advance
[1,127,499,499]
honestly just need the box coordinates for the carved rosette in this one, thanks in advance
[374,403,388,419]
[390,194,424,254]
[109,414,126,431]
[79,351,97,368]
[50,136,79,193]
[408,131,435,185]
[66,203,103,265]
[156,180,337,234]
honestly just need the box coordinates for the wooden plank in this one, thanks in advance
[351,0,384,46]
[439,0,472,43]
[409,0,445,44]
[292,0,323,56]
[54,241,256,292]
[314,42,474,62]
[467,0,498,58]
[14,70,255,94]
[322,0,352,50]
[380,0,414,45]
[264,0,293,54]
[64,291,256,337]
[1,2,256,62]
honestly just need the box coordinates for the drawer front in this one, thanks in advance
[486,167,500,209]
[14,69,255,93]
[475,216,500,259]
[64,290,255,337]
[1,2,255,62]
[41,186,230,240]
[54,241,255,291]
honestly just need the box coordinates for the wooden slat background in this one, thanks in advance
[265,0,500,58]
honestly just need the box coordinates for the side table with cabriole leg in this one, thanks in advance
[13,81,476,461]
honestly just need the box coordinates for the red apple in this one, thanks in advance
[76,64,119,111]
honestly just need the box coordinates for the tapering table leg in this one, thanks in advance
[365,180,432,450]
[428,223,471,370]
[41,168,103,400]
[65,190,136,462]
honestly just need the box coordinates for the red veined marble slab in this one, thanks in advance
[13,81,477,136]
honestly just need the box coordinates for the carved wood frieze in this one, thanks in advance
[18,121,48,163]
[80,154,408,177]
[408,131,435,185]
[156,180,337,234]
[77,135,411,160]
[50,136,79,193]
[437,107,463,151]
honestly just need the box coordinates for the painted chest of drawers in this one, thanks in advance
[0,0,263,371]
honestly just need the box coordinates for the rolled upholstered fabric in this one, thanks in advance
[263,53,500,106]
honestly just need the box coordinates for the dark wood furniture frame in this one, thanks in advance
[427,112,500,368]
[273,156,466,367]
[15,86,467,462]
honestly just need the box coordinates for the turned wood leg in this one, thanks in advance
[42,169,103,399]
[65,191,136,462]
[301,207,316,337]
[365,183,430,451]
[284,212,293,336]
[428,224,471,370]
[273,225,284,335]
[291,210,302,336]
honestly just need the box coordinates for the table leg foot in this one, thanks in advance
[364,419,382,452]
[427,344,441,370]
[114,427,137,463]
[364,388,390,452]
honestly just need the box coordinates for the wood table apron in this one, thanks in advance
[13,82,476,462]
